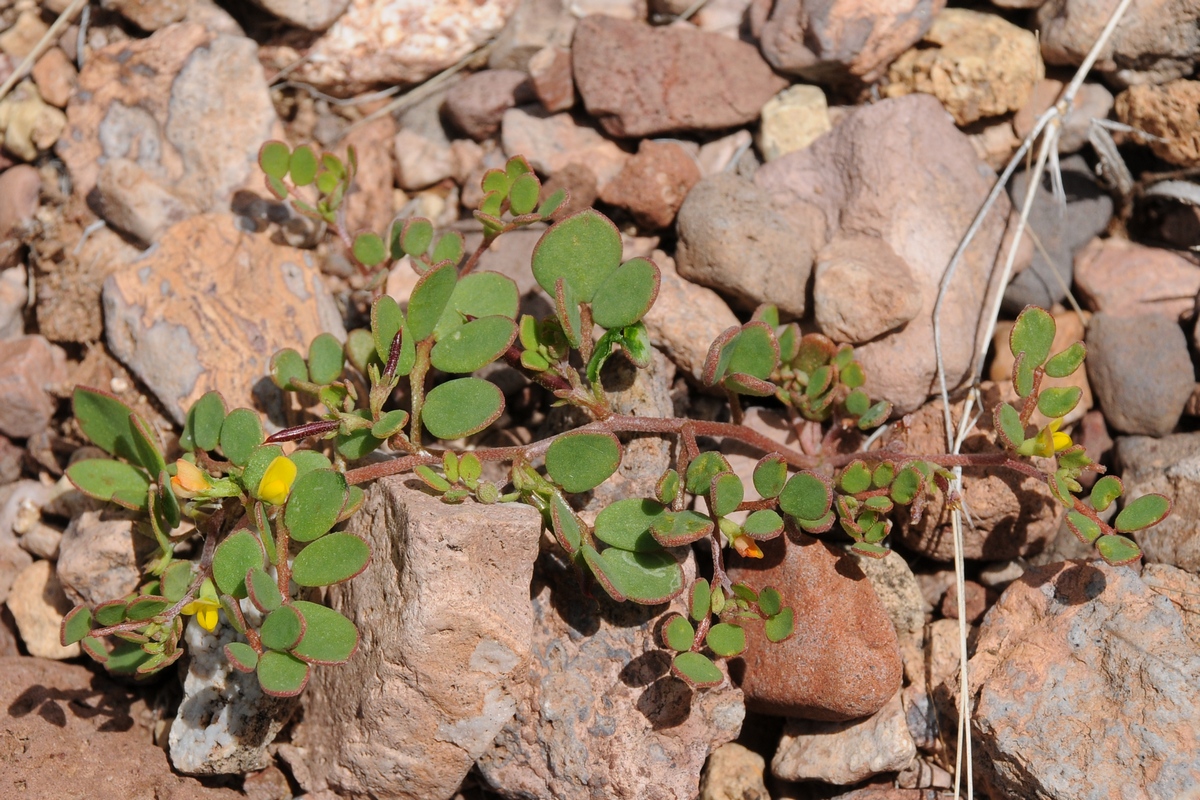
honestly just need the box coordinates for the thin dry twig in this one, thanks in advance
[0,0,89,104]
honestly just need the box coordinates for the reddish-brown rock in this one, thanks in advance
[572,15,787,137]
[727,533,902,721]
[643,251,739,384]
[599,139,701,229]
[528,45,575,112]
[30,47,76,108]
[1074,236,1200,320]
[443,69,533,141]
[0,336,68,439]
[939,580,990,623]
[500,107,629,191]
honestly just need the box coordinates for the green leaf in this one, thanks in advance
[415,464,451,492]
[732,584,758,604]
[708,323,778,384]
[345,328,377,374]
[372,295,415,375]
[580,545,684,604]
[72,387,141,462]
[289,145,318,186]
[219,408,264,468]
[594,498,666,552]
[709,472,744,518]
[270,348,309,392]
[765,607,795,642]
[752,455,787,499]
[545,432,622,493]
[690,579,711,622]
[400,218,434,259]
[93,600,126,627]
[433,271,521,340]
[851,541,890,558]
[422,378,505,440]
[61,606,92,646]
[1090,475,1123,512]
[1045,342,1086,378]
[590,258,660,329]
[430,316,518,373]
[290,450,336,479]
[432,231,464,265]
[857,401,891,430]
[757,586,782,617]
[685,452,732,496]
[247,566,282,613]
[550,493,583,554]
[663,614,695,652]
[841,361,866,389]
[265,174,288,200]
[371,409,409,439]
[260,604,306,651]
[1096,534,1142,566]
[353,232,386,267]
[303,333,344,387]
[650,509,713,547]
[1114,494,1171,533]
[126,415,166,478]
[481,167,509,195]
[793,332,838,375]
[315,170,338,194]
[407,264,458,342]
[259,141,290,180]
[125,595,168,621]
[657,469,681,505]
[531,209,622,303]
[66,459,150,510]
[1066,510,1102,544]
[706,623,746,657]
[889,466,924,505]
[538,188,567,218]
[292,600,359,664]
[554,277,583,348]
[742,509,784,539]
[672,651,723,687]
[285,469,349,542]
[509,172,541,216]
[256,650,310,697]
[839,461,872,494]
[1010,306,1056,367]
[212,530,265,598]
[291,533,370,587]
[160,561,193,602]
[845,387,870,417]
[779,471,832,521]
[995,403,1026,450]
[872,462,895,488]
[1012,352,1036,399]
[224,642,259,673]
[219,594,247,634]
[1038,386,1083,419]
[187,391,227,451]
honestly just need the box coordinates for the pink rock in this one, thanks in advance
[1013,78,1113,153]
[443,69,533,141]
[813,235,922,344]
[500,106,629,190]
[0,336,67,439]
[30,47,76,108]
[1075,236,1200,320]
[599,139,701,229]
[0,165,40,238]
[572,15,787,137]
[642,251,739,383]
[939,580,990,623]
[528,45,575,113]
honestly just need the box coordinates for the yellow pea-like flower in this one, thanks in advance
[171,459,211,498]
[258,456,297,505]
[732,535,763,559]
[181,578,221,632]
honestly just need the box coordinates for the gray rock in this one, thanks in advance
[675,172,814,317]
[0,266,26,339]
[394,89,457,191]
[853,550,927,638]
[250,0,349,30]
[1115,432,1200,573]
[443,69,533,142]
[813,235,922,344]
[289,480,542,800]
[0,482,36,604]
[1001,156,1113,314]
[1086,312,1193,436]
[169,616,297,774]
[56,509,148,608]
[488,0,575,72]
[970,560,1200,798]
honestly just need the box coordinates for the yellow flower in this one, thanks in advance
[258,456,297,505]
[1033,417,1074,458]
[171,459,211,498]
[181,578,220,632]
[732,535,763,559]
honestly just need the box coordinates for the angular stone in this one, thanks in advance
[0,336,68,439]
[0,80,66,162]
[0,657,242,800]
[101,0,189,30]
[727,534,902,721]
[488,0,576,72]
[643,251,739,384]
[1115,79,1200,166]
[1115,432,1200,573]
[528,45,575,112]
[8,560,79,659]
[1142,563,1200,646]
[939,580,990,623]
[772,691,917,784]
[758,0,945,84]
[1086,312,1193,436]
[676,172,814,317]
[1075,236,1200,320]
[813,235,921,344]
[1013,78,1113,154]
[0,164,38,270]
[0,483,35,605]
[501,106,630,190]
[30,46,76,109]
[572,15,787,137]
[444,69,532,141]
[102,213,344,425]
[756,95,1007,414]
[699,742,769,800]
[599,139,700,229]
[884,8,1044,126]
[55,509,148,608]
[93,158,197,246]
[970,561,1200,798]
[290,480,541,800]
[759,84,832,162]
[251,0,350,30]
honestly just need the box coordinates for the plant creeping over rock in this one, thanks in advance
[60,142,1172,696]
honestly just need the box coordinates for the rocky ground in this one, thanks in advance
[2,0,1200,798]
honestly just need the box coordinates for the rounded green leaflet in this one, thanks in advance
[545,432,622,493]
[594,498,666,552]
[430,316,518,374]
[872,462,895,489]
[408,263,459,342]
[889,466,924,505]
[757,586,782,617]
[219,594,247,634]
[247,566,282,613]
[336,410,384,460]
[345,328,377,374]
[305,333,345,386]
[371,409,409,439]
[778,471,832,521]
[285,468,349,542]
[742,509,784,540]
[1010,306,1056,367]
[288,145,318,186]
[93,599,127,627]
[291,533,370,587]
[259,141,290,179]
[554,277,583,348]
[672,651,723,688]
[260,605,306,651]
[256,650,310,697]
[706,623,746,657]
[1037,386,1082,419]
[270,348,309,392]
[433,271,520,340]
[550,493,583,554]
[315,170,338,194]
[852,541,890,558]
[1114,494,1171,532]
[711,323,778,383]
[288,449,332,480]
[187,391,227,451]
[685,451,732,495]
[690,579,711,622]
[663,614,695,652]
[841,361,866,388]
[856,400,891,430]
[650,510,713,547]
[60,606,92,646]
[839,461,872,494]
[844,387,870,417]
[807,365,833,398]
[538,188,566,218]
[292,600,359,664]
[1096,534,1142,566]
[432,231,464,265]
[531,209,622,303]
[709,472,744,518]
[765,607,795,642]
[1012,352,1036,399]
[1090,475,1123,511]
[657,468,681,505]
[219,408,264,468]
[753,455,787,499]
[995,403,1026,450]
[581,545,684,605]
[67,459,150,510]
[72,387,141,462]
[590,257,661,330]
[1066,510,1102,544]
[509,172,541,215]
[371,295,414,375]
[212,530,265,598]
[399,217,433,259]
[414,464,451,492]
[224,642,258,673]
[352,232,386,267]
[1044,342,1086,378]
[422,378,505,440]
[160,561,193,602]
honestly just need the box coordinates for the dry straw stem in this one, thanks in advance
[930,0,1135,795]
[0,0,88,104]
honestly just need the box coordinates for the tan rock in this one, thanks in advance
[341,112,397,238]
[93,158,197,246]
[0,164,38,270]
[813,234,922,344]
[500,106,630,190]
[940,580,990,623]
[1074,236,1200,320]
[1115,79,1200,166]
[0,10,48,60]
[0,80,66,162]
[969,117,1022,171]
[990,308,1093,426]
[599,139,700,229]
[0,266,27,339]
[252,0,350,30]
[1114,432,1200,573]
[700,742,769,800]
[643,250,739,383]
[885,8,1044,126]
[55,510,148,608]
[102,213,345,425]
[30,47,77,109]
[1142,563,1200,647]
[8,560,79,659]
[100,0,189,30]
[36,222,140,343]
[758,83,832,161]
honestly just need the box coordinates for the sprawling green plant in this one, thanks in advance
[61,142,1170,696]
